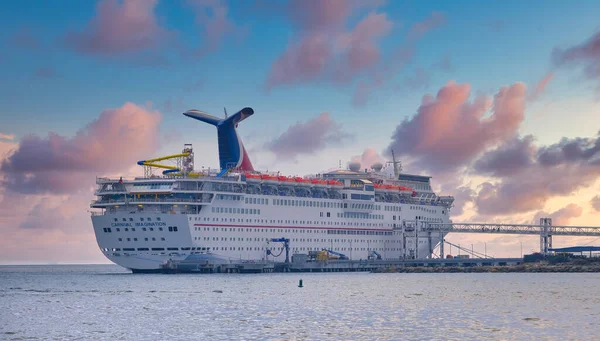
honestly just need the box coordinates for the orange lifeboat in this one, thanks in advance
[384,185,397,192]
[261,174,279,184]
[311,179,328,188]
[374,184,385,191]
[295,177,311,186]
[245,173,261,182]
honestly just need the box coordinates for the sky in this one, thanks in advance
[1,0,600,264]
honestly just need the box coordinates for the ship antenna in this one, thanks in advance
[224,107,228,118]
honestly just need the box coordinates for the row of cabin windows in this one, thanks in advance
[217,194,243,201]
[117,237,165,242]
[104,246,208,252]
[212,207,261,214]
[245,197,268,205]
[274,199,342,208]
[105,246,402,253]
[410,206,441,214]
[113,217,161,222]
[336,212,384,220]
[107,226,178,233]
[327,230,393,236]
[193,227,393,235]
[196,237,398,244]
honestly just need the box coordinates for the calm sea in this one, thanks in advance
[1,264,599,340]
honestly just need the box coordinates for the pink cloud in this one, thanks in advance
[591,195,600,212]
[0,133,15,141]
[387,81,527,172]
[266,1,391,90]
[350,148,385,169]
[64,0,169,56]
[265,113,353,161]
[1,102,161,194]
[0,190,107,264]
[528,72,554,101]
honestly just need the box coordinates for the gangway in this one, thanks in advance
[443,240,492,259]
[415,218,600,257]
[369,250,382,260]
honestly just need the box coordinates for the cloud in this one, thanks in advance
[265,113,353,161]
[0,102,161,194]
[528,73,554,101]
[405,11,446,42]
[591,195,600,212]
[33,67,57,79]
[64,0,170,57]
[473,135,536,177]
[350,148,385,169]
[552,30,600,92]
[433,55,453,72]
[186,0,248,57]
[473,132,600,215]
[537,133,600,166]
[0,133,15,141]
[532,204,583,226]
[183,80,204,93]
[404,67,431,90]
[387,81,527,172]
[266,1,391,89]
[352,12,445,106]
[10,26,41,50]
[484,19,504,32]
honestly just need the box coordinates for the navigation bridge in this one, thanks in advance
[403,218,600,258]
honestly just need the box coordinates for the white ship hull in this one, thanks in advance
[92,195,449,271]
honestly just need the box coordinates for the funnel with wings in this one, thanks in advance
[183,107,254,171]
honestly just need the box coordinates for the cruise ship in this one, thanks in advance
[91,107,454,272]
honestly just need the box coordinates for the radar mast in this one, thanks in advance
[387,149,402,178]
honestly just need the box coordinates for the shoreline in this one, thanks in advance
[373,258,600,273]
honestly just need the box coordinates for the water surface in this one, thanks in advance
[1,265,599,340]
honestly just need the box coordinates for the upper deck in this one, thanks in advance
[91,170,454,214]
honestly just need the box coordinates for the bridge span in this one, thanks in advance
[401,218,600,259]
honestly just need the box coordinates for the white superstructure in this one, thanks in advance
[90,107,454,272]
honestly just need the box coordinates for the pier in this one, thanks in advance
[157,216,600,274]
[159,256,523,273]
